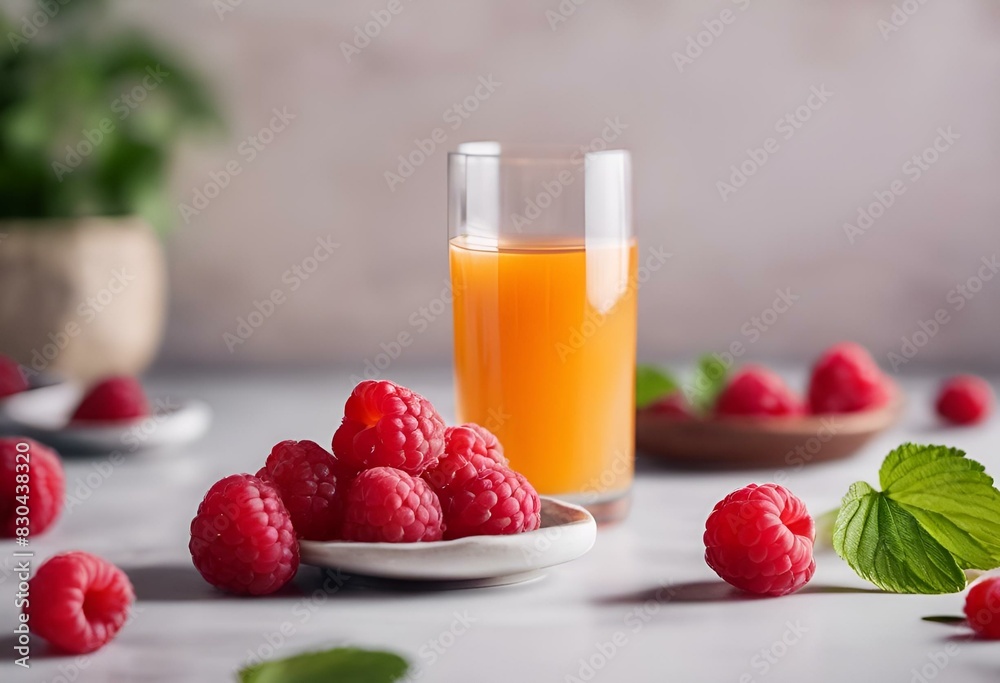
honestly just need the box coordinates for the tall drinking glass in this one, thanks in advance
[448,143,637,522]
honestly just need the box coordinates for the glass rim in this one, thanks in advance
[449,141,629,164]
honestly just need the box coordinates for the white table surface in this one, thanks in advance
[2,369,999,682]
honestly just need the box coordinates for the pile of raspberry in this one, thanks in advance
[189,380,541,596]
[645,341,995,427]
[647,342,897,419]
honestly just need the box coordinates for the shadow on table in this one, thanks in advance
[120,563,533,603]
[120,564,282,602]
[596,580,883,606]
[0,635,66,663]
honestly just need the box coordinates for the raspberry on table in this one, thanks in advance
[189,474,299,595]
[936,375,993,425]
[71,376,150,422]
[704,483,816,597]
[341,467,443,543]
[0,355,28,398]
[0,437,65,538]
[808,342,891,414]
[332,380,445,475]
[965,576,1000,639]
[714,366,803,417]
[24,551,134,654]
[443,467,541,540]
[259,440,346,541]
[423,424,507,493]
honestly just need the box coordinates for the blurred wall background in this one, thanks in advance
[26,0,998,373]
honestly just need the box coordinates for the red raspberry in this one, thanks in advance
[189,474,299,595]
[332,380,445,475]
[443,467,541,540]
[458,423,505,462]
[714,366,803,417]
[24,551,134,654]
[0,355,28,398]
[808,342,891,414]
[965,576,1000,639]
[341,467,443,542]
[645,392,692,418]
[423,424,507,493]
[71,376,150,422]
[704,483,816,597]
[0,438,65,538]
[936,375,993,425]
[258,440,346,541]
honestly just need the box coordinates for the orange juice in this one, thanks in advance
[450,235,637,501]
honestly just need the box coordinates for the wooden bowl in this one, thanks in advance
[635,399,904,469]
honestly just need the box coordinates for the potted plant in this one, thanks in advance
[0,0,219,379]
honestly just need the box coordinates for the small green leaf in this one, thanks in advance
[238,647,408,683]
[921,615,967,625]
[833,481,967,594]
[635,365,678,409]
[689,355,728,412]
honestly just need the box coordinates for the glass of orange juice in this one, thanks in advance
[448,143,637,522]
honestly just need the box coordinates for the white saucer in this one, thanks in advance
[0,382,211,454]
[299,497,597,585]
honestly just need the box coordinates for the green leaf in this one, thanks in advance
[689,354,728,412]
[833,482,967,594]
[833,443,1000,594]
[880,444,1000,569]
[238,647,408,683]
[921,615,967,625]
[635,365,678,409]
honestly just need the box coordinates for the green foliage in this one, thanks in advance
[833,444,1000,594]
[0,0,220,232]
[690,354,728,412]
[238,647,409,683]
[635,365,678,409]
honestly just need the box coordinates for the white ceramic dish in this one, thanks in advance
[0,382,211,453]
[299,497,597,586]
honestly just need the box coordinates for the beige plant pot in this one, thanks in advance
[0,216,167,381]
